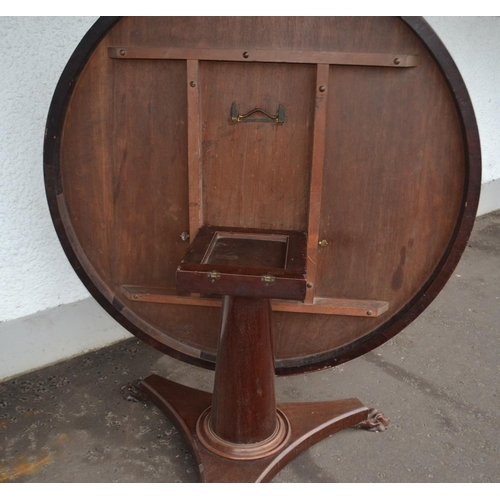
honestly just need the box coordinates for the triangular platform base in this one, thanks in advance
[140,374,375,483]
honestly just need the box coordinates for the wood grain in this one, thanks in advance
[122,285,389,317]
[45,17,480,374]
[186,60,203,239]
[109,46,419,67]
[200,60,315,231]
[305,63,329,302]
[210,297,277,444]
[140,373,369,482]
[110,58,189,291]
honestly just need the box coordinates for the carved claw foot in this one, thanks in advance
[120,379,149,403]
[355,408,390,432]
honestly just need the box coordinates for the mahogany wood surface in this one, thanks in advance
[142,251,374,480]
[176,225,307,300]
[199,60,314,231]
[45,17,481,374]
[210,296,277,444]
[140,374,369,482]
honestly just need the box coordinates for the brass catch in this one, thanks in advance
[207,271,221,283]
[261,274,275,286]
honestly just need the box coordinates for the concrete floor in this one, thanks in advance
[1,211,499,483]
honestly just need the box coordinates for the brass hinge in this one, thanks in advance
[207,270,221,283]
[261,274,275,286]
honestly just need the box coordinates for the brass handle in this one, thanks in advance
[230,102,285,124]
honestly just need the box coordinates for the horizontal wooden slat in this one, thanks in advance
[121,286,389,317]
[108,47,418,68]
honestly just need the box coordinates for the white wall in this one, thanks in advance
[0,16,499,338]
[0,17,98,323]
[426,17,500,184]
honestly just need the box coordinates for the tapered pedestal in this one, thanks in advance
[141,374,370,483]
[138,295,381,482]
[141,246,388,482]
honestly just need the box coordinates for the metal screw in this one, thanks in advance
[243,52,249,59]
[119,49,126,56]
[319,86,326,92]
[367,310,373,316]
[190,81,196,88]
[393,58,401,65]
[133,294,139,299]
[318,239,329,248]
[306,282,313,289]
[180,231,190,241]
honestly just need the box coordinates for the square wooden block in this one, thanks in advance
[176,226,307,300]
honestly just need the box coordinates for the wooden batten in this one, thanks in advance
[108,47,418,68]
[186,60,203,240]
[121,286,389,318]
[305,64,329,303]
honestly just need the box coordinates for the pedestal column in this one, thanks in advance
[197,295,290,459]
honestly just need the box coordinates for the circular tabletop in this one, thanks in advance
[44,17,480,374]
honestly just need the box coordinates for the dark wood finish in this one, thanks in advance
[179,226,306,276]
[140,374,369,482]
[44,17,481,374]
[45,16,479,482]
[177,226,307,301]
[169,228,379,471]
[210,296,277,444]
[201,232,288,268]
[175,271,307,301]
[108,46,419,67]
